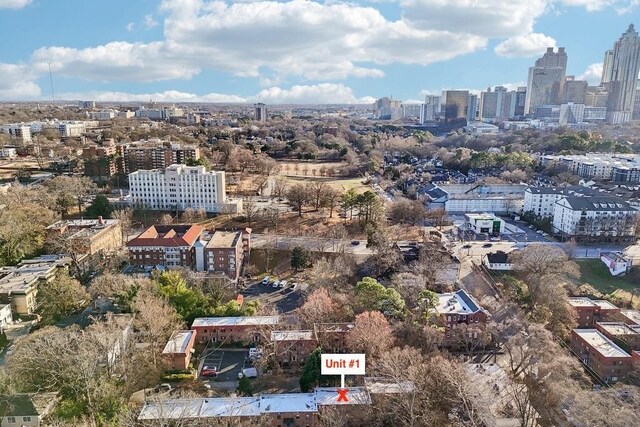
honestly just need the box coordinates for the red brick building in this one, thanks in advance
[620,309,640,326]
[570,329,633,383]
[314,323,354,353]
[434,289,488,333]
[568,297,621,327]
[127,224,203,269]
[595,322,640,352]
[195,229,250,281]
[271,331,317,364]
[191,316,280,344]
[162,330,196,371]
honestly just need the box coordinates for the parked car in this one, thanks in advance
[536,230,544,234]
[463,244,472,249]
[261,276,270,285]
[272,280,280,288]
[279,280,288,288]
[351,240,360,245]
[201,366,217,377]
[482,243,493,248]
[290,282,298,291]
[489,237,500,242]
[238,368,258,379]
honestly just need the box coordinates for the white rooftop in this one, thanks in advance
[567,297,598,308]
[191,316,280,328]
[572,329,631,359]
[259,393,316,413]
[596,322,639,336]
[315,387,371,405]
[592,300,619,311]
[162,330,194,354]
[0,256,69,295]
[435,290,483,315]
[138,397,261,420]
[271,330,314,341]
[620,310,640,326]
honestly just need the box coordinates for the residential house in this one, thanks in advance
[482,251,515,271]
[191,316,280,344]
[127,224,203,269]
[0,394,58,427]
[271,330,316,365]
[570,329,634,383]
[162,330,196,371]
[600,252,632,276]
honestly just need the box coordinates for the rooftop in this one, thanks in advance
[259,393,316,413]
[191,316,280,328]
[271,330,314,341]
[162,330,195,354]
[205,230,241,249]
[127,224,203,248]
[596,322,639,336]
[592,300,619,311]
[560,196,634,211]
[435,289,483,315]
[485,251,512,264]
[620,310,640,326]
[572,329,631,359]
[0,256,70,295]
[568,297,598,308]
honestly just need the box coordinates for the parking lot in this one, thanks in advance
[240,281,305,314]
[199,348,248,382]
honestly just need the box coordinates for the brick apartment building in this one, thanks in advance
[620,309,640,326]
[434,289,488,336]
[47,217,122,256]
[162,330,196,371]
[595,322,640,352]
[567,297,620,327]
[82,144,119,177]
[314,323,354,353]
[122,141,199,174]
[271,330,317,365]
[191,316,280,344]
[570,329,634,383]
[126,224,203,269]
[195,229,251,281]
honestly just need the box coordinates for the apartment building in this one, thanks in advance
[122,141,199,174]
[540,153,640,182]
[427,183,526,214]
[568,297,620,327]
[596,322,640,352]
[126,224,204,269]
[162,330,196,371]
[620,309,640,326]
[1,124,32,143]
[552,196,637,241]
[194,229,250,281]
[0,255,70,317]
[46,217,122,255]
[129,164,242,213]
[191,316,280,344]
[434,289,488,337]
[271,330,317,364]
[570,329,633,383]
[81,145,120,177]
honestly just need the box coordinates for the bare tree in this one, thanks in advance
[346,311,394,359]
[286,184,309,217]
[112,208,133,242]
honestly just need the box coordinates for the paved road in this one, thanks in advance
[241,281,305,314]
[252,234,373,255]
[449,240,626,260]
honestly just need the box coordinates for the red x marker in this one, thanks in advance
[337,388,349,402]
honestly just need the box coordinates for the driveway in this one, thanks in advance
[199,348,248,382]
[241,282,304,314]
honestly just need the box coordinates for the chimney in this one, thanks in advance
[98,216,104,225]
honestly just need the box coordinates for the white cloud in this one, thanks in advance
[558,0,640,13]
[144,14,159,29]
[494,33,557,57]
[126,22,135,32]
[577,62,603,85]
[251,83,375,104]
[0,0,31,9]
[0,63,41,99]
[31,42,201,82]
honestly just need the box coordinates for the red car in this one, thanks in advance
[201,366,217,377]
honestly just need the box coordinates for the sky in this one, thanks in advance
[0,0,638,104]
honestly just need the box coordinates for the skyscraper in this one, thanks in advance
[467,94,478,122]
[602,50,614,83]
[562,76,588,104]
[254,103,267,122]
[420,95,440,123]
[479,86,517,121]
[514,87,527,117]
[372,97,402,120]
[525,47,567,115]
[603,24,640,124]
[441,90,469,125]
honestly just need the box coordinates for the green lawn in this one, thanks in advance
[575,259,639,294]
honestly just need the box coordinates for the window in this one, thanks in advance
[7,417,16,423]
[23,417,32,422]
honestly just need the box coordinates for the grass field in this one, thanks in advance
[575,259,639,294]
[280,175,370,194]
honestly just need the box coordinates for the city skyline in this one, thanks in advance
[1,0,640,104]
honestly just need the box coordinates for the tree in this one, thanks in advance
[111,208,133,243]
[159,213,174,225]
[340,188,358,220]
[290,246,310,271]
[388,198,427,226]
[36,270,90,325]
[297,288,342,329]
[84,195,113,218]
[236,376,254,396]
[346,311,394,358]
[272,176,289,199]
[309,181,327,211]
[181,207,197,222]
[45,176,97,217]
[299,348,337,392]
[321,187,340,218]
[242,197,259,227]
[286,184,309,217]
[354,277,405,316]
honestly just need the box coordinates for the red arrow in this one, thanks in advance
[337,388,349,402]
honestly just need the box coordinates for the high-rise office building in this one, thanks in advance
[254,103,267,122]
[603,24,640,124]
[525,47,567,115]
[467,94,478,122]
[514,87,527,117]
[479,86,517,121]
[602,50,615,83]
[634,80,640,119]
[372,97,402,120]
[420,95,440,123]
[441,90,469,125]
[562,76,588,104]
[585,86,609,107]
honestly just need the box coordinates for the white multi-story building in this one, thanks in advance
[129,164,242,213]
[59,122,86,137]
[2,124,32,143]
[437,184,526,214]
[540,153,640,182]
[89,111,117,120]
[0,147,17,159]
[523,186,599,218]
[552,196,637,241]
